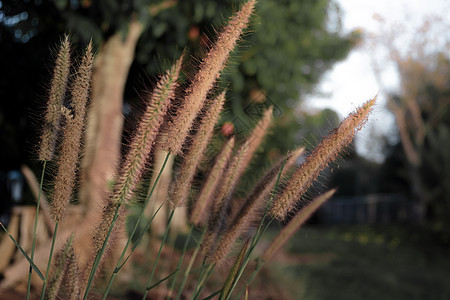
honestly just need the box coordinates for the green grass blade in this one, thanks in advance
[220,239,249,300]
[131,191,168,253]
[203,289,221,300]
[101,201,167,300]
[228,156,287,299]
[40,221,59,300]
[190,263,214,300]
[123,200,166,266]
[250,155,287,247]
[101,153,171,299]
[145,268,179,291]
[27,160,47,300]
[142,209,175,300]
[167,226,194,299]
[83,203,121,299]
[0,222,44,280]
[175,227,205,300]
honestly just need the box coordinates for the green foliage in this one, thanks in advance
[263,225,450,300]
[0,0,356,172]
[220,0,358,155]
[228,0,354,104]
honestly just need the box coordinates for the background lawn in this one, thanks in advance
[259,225,450,300]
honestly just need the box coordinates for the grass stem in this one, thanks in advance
[223,156,286,299]
[142,209,175,299]
[83,203,121,299]
[40,221,59,300]
[167,226,194,299]
[101,152,171,299]
[175,227,206,300]
[190,263,215,300]
[0,222,44,280]
[27,160,47,300]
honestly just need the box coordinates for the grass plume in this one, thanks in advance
[39,35,71,161]
[239,106,273,171]
[112,55,183,205]
[209,147,304,265]
[164,0,255,154]
[50,42,93,222]
[170,90,227,208]
[263,189,336,262]
[202,106,273,256]
[84,56,183,294]
[47,235,76,300]
[201,140,249,256]
[191,136,236,226]
[271,97,376,220]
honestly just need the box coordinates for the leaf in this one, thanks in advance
[0,222,44,281]
[219,239,250,300]
[145,268,179,291]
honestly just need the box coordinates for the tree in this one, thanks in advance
[369,17,450,233]
[0,0,357,169]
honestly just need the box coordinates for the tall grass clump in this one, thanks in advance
[0,0,376,298]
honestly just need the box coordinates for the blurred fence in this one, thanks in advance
[318,194,412,224]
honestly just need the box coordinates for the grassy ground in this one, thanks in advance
[4,223,448,299]
[260,225,450,300]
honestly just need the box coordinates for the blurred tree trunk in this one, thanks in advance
[388,94,428,222]
[79,20,143,222]
[145,147,175,236]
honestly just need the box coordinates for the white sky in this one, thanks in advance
[304,0,450,162]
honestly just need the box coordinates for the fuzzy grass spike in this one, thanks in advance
[271,97,376,220]
[39,35,71,161]
[164,0,256,154]
[170,90,227,208]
